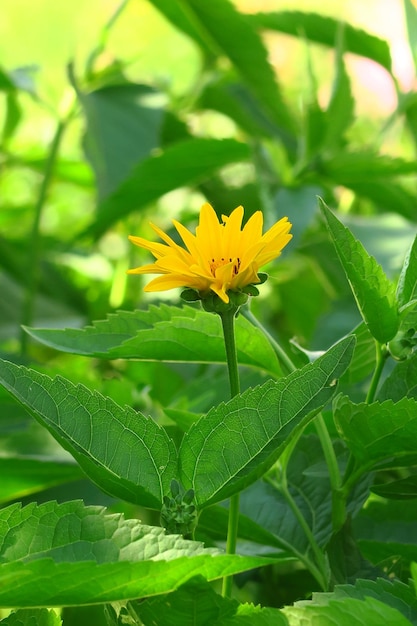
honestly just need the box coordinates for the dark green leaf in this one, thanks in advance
[82,138,251,238]
[179,336,355,508]
[319,199,399,343]
[377,351,417,401]
[0,359,177,509]
[354,498,417,567]
[371,476,417,500]
[247,11,392,72]
[78,84,166,200]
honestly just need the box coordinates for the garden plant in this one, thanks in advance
[1,0,417,624]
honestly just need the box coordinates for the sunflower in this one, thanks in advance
[128,202,292,303]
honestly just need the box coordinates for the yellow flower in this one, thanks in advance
[128,203,292,303]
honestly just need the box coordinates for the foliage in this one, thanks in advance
[1,0,417,623]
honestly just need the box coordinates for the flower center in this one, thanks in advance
[210,257,241,277]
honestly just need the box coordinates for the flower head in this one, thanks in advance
[128,203,292,303]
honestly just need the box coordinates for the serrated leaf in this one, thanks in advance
[354,499,417,567]
[247,11,392,72]
[323,41,354,151]
[25,305,282,377]
[397,234,417,306]
[284,596,412,626]
[179,336,355,508]
[82,138,251,238]
[321,577,417,624]
[334,395,417,470]
[340,322,375,385]
[319,199,399,343]
[1,609,61,626]
[0,359,177,509]
[179,0,296,140]
[0,500,274,607]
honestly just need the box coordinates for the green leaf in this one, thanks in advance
[180,0,296,138]
[247,11,392,72]
[179,336,355,508]
[283,596,412,626]
[334,395,417,470]
[0,457,83,504]
[1,609,61,626]
[319,199,399,343]
[323,39,354,152]
[0,500,274,607]
[0,359,177,509]
[340,323,376,385]
[25,305,282,377]
[397,234,417,307]
[133,576,288,626]
[78,83,166,200]
[377,351,417,401]
[82,137,251,238]
[354,498,417,567]
[371,476,417,500]
[404,0,417,73]
[325,577,417,624]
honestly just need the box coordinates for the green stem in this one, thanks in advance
[20,114,69,355]
[365,341,387,404]
[219,308,241,599]
[243,307,295,374]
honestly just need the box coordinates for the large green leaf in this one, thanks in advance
[82,138,250,238]
[179,336,355,508]
[160,0,295,140]
[334,395,417,470]
[25,305,282,377]
[0,500,273,608]
[0,359,177,509]
[319,199,399,343]
[247,11,392,72]
[78,83,166,200]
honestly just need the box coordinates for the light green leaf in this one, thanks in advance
[247,11,392,72]
[180,0,296,138]
[354,499,417,566]
[78,83,166,200]
[179,336,355,508]
[319,199,399,343]
[0,359,177,510]
[340,323,375,385]
[334,395,417,470]
[1,609,61,626]
[404,0,417,73]
[284,596,412,626]
[397,234,417,306]
[25,305,282,377]
[0,500,274,607]
[82,138,250,238]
